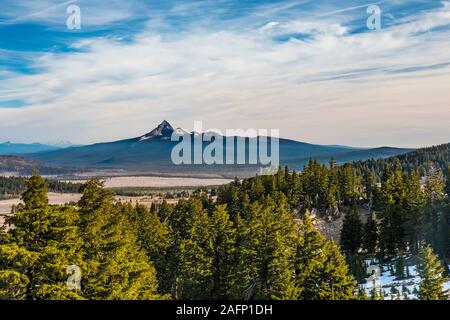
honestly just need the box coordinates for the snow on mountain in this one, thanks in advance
[139,120,174,141]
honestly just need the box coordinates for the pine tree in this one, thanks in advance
[210,204,236,299]
[78,179,162,300]
[233,197,298,300]
[369,286,379,300]
[345,255,367,284]
[339,163,362,205]
[295,211,329,300]
[390,286,397,300]
[266,195,299,300]
[443,263,450,278]
[362,213,378,254]
[239,192,252,220]
[362,167,376,200]
[177,200,214,299]
[319,241,357,299]
[288,170,303,208]
[326,159,340,210]
[165,198,204,298]
[250,177,265,202]
[296,212,355,300]
[21,172,48,210]
[0,225,9,245]
[340,206,363,254]
[417,246,447,300]
[423,168,445,251]
[403,171,425,253]
[394,256,405,280]
[445,164,450,197]
[302,160,329,209]
[157,200,173,221]
[378,164,407,254]
[402,291,409,300]
[357,286,368,300]
[132,204,173,295]
[379,289,385,300]
[444,165,450,258]
[0,174,83,300]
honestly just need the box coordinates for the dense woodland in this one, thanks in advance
[0,176,81,199]
[354,143,450,175]
[0,144,449,300]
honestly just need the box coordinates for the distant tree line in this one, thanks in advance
[353,143,450,176]
[0,176,82,199]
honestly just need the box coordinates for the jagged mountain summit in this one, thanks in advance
[139,120,174,141]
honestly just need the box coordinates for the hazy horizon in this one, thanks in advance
[0,119,448,150]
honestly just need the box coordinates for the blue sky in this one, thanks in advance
[0,0,449,147]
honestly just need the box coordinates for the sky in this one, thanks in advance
[0,0,449,148]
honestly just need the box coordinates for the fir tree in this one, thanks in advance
[0,174,83,300]
[177,200,214,299]
[210,204,236,299]
[339,163,362,205]
[340,206,363,254]
[423,168,445,251]
[362,167,376,200]
[319,241,357,300]
[132,204,173,295]
[357,286,368,300]
[78,179,162,300]
[378,164,407,254]
[233,197,298,300]
[403,171,425,253]
[295,212,355,300]
[417,246,448,300]
[445,164,450,197]
[345,255,367,284]
[362,213,378,254]
[390,286,397,300]
[394,257,405,280]
[21,172,48,210]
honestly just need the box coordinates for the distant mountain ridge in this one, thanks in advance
[16,120,412,178]
[0,142,61,155]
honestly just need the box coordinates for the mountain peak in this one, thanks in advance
[159,120,172,127]
[139,120,174,141]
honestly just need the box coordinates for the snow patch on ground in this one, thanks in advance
[361,257,450,300]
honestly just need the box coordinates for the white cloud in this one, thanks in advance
[259,21,280,34]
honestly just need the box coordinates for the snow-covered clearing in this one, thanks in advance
[361,256,450,300]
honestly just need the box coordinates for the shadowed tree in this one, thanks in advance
[340,206,363,254]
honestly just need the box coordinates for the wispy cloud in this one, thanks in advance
[0,0,140,27]
[0,0,78,25]
[314,1,388,18]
